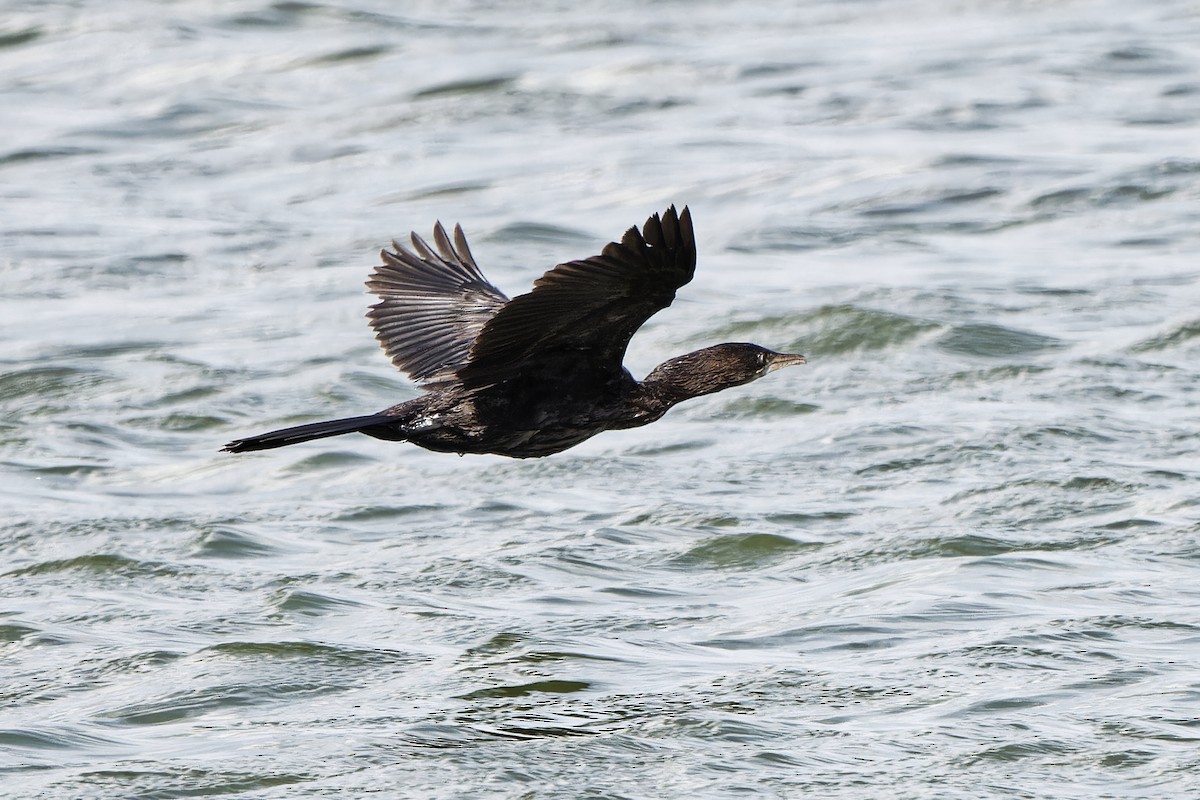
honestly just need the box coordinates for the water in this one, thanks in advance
[3,0,1200,796]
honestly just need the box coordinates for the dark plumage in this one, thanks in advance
[222,206,806,458]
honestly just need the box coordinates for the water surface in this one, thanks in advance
[3,1,1200,797]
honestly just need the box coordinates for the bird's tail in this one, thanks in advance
[222,414,401,453]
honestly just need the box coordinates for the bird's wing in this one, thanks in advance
[366,222,509,387]
[459,205,695,386]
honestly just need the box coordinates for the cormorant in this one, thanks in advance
[222,206,806,458]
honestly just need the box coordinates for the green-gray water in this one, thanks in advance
[3,1,1200,797]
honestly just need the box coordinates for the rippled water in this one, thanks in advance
[4,0,1200,797]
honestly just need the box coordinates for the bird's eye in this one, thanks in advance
[757,352,767,366]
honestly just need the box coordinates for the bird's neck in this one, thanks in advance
[638,351,724,410]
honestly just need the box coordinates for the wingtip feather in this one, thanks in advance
[452,223,478,268]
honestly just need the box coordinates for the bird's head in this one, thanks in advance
[644,343,807,402]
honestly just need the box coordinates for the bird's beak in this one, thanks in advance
[765,352,807,373]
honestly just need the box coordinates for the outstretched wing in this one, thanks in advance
[459,205,695,386]
[366,222,509,387]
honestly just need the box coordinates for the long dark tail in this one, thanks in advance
[222,414,401,453]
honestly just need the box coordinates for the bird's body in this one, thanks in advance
[340,369,653,458]
[223,206,805,458]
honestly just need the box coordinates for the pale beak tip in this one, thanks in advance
[765,353,807,373]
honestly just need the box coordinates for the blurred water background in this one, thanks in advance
[3,0,1200,797]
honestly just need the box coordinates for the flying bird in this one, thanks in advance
[223,206,806,458]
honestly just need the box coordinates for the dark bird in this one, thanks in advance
[222,206,806,458]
